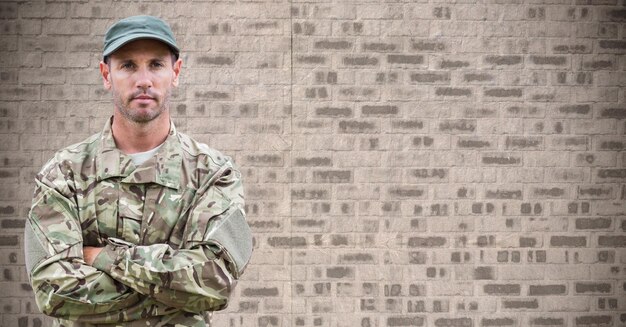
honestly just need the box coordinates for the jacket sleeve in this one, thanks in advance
[91,159,253,313]
[25,163,145,322]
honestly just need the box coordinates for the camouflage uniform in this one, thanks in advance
[24,118,253,326]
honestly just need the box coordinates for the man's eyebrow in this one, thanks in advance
[116,58,135,64]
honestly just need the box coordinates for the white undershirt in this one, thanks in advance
[128,143,164,166]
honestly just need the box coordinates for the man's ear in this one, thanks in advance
[172,58,182,87]
[99,61,112,90]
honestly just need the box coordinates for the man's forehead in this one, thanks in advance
[109,39,173,60]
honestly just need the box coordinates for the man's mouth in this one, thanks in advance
[132,95,155,102]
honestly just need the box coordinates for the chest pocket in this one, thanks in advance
[139,186,196,247]
[117,183,146,244]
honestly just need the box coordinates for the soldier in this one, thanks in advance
[24,15,253,326]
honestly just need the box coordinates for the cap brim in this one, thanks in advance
[103,33,179,59]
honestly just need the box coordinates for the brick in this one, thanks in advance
[598,40,626,52]
[598,235,626,247]
[596,169,626,180]
[0,236,18,247]
[0,3,17,19]
[387,316,425,326]
[313,71,341,85]
[440,59,471,69]
[484,55,522,66]
[575,315,612,326]
[387,55,424,65]
[410,72,450,84]
[407,169,448,182]
[293,156,331,167]
[485,187,523,200]
[337,87,379,101]
[369,71,401,85]
[550,236,586,247]
[530,55,568,66]
[482,153,522,166]
[530,317,565,326]
[484,88,523,98]
[484,284,521,296]
[504,105,545,118]
[387,186,428,199]
[464,73,494,83]
[596,136,626,151]
[505,136,543,150]
[315,106,352,118]
[295,55,327,66]
[334,20,380,36]
[390,120,425,132]
[435,87,472,97]
[326,267,354,279]
[242,287,279,297]
[337,120,378,133]
[411,136,437,148]
[0,219,24,229]
[314,39,352,50]
[438,119,476,133]
[575,218,612,230]
[407,237,446,248]
[433,318,472,327]
[242,154,283,167]
[361,105,398,116]
[361,41,400,52]
[312,170,351,183]
[529,284,567,296]
[599,8,626,21]
[195,55,234,66]
[599,108,626,119]
[552,43,592,54]
[473,267,495,280]
[481,317,516,326]
[582,59,615,70]
[411,39,446,51]
[456,137,494,149]
[530,187,566,199]
[502,298,539,309]
[338,253,375,264]
[267,236,306,248]
[342,56,378,67]
[463,106,497,118]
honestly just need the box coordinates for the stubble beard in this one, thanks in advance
[112,86,171,124]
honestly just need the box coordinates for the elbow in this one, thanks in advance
[34,294,69,319]
[171,277,236,313]
[162,292,230,314]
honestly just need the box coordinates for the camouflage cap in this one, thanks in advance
[103,15,180,60]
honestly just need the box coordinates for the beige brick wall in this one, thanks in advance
[1,0,625,326]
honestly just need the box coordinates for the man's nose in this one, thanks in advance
[135,68,153,89]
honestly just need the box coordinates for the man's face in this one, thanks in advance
[100,39,182,124]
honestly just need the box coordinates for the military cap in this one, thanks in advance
[103,15,179,59]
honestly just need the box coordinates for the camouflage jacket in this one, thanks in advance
[24,118,252,326]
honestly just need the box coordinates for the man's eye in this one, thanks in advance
[121,63,134,69]
[151,62,164,68]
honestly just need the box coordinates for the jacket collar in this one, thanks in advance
[96,117,182,190]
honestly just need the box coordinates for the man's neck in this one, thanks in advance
[111,113,170,154]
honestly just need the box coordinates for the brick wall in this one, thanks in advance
[1,1,625,326]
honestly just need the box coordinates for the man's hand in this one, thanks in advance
[83,246,104,266]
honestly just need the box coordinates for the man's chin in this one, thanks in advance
[120,108,163,124]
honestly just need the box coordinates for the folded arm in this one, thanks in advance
[25,176,144,322]
[26,160,252,320]
[89,161,252,312]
